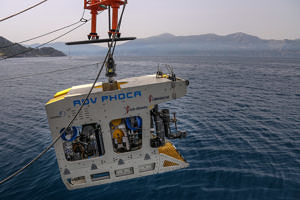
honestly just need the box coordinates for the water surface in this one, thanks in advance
[0,56,299,200]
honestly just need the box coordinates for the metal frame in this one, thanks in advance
[46,74,189,190]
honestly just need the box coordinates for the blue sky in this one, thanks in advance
[1,0,300,43]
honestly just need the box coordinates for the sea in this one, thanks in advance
[0,56,299,200]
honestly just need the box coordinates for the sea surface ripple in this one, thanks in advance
[0,56,299,200]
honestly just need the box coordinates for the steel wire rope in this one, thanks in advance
[0,2,127,185]
[0,8,89,49]
[0,51,108,185]
[0,21,83,49]
[111,0,127,55]
[0,18,91,61]
[0,0,48,22]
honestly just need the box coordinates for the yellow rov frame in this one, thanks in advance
[46,73,189,190]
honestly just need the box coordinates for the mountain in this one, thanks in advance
[0,36,66,58]
[37,42,107,56]
[29,33,300,57]
[115,33,300,57]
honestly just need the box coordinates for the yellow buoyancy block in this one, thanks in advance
[113,129,124,144]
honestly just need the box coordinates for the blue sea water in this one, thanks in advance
[0,56,299,200]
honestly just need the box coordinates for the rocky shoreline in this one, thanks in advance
[0,36,65,58]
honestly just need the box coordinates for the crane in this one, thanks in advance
[84,0,127,40]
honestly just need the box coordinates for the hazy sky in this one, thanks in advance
[1,0,300,44]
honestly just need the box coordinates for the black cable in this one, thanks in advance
[0,62,100,82]
[80,6,86,20]
[0,7,89,50]
[0,0,48,22]
[116,1,127,33]
[111,1,127,56]
[0,19,90,61]
[0,1,127,185]
[0,46,110,185]
[0,21,82,49]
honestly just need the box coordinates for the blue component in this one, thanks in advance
[126,117,142,131]
[60,127,78,142]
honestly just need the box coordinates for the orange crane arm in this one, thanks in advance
[84,0,127,40]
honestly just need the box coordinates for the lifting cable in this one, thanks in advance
[111,0,127,55]
[0,9,89,50]
[0,0,48,23]
[0,51,107,185]
[0,18,91,61]
[0,3,127,185]
[0,20,85,49]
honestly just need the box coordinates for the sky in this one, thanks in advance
[0,0,300,44]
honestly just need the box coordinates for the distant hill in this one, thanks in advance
[116,33,300,57]
[0,36,65,58]
[37,42,107,56]
[30,33,300,57]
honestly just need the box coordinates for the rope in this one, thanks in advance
[0,8,91,50]
[0,5,89,49]
[0,52,108,185]
[0,19,91,61]
[116,1,127,33]
[0,0,48,23]
[111,0,127,55]
[0,2,127,185]
[0,21,82,49]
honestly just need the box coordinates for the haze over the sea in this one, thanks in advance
[0,0,299,44]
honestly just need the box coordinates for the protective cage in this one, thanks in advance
[46,73,189,189]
